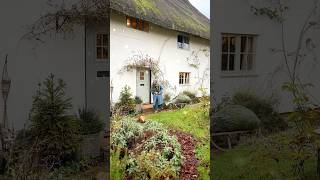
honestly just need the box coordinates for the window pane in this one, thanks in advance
[103,35,108,46]
[186,73,190,84]
[184,36,189,44]
[247,54,254,70]
[240,54,246,70]
[230,37,236,52]
[229,54,235,70]
[131,18,137,29]
[97,47,102,59]
[222,37,228,52]
[241,36,247,53]
[102,47,108,59]
[144,22,149,32]
[248,37,255,53]
[140,72,144,80]
[221,54,228,71]
[126,17,131,27]
[96,34,102,46]
[178,35,182,43]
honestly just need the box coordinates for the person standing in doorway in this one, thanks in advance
[151,80,163,112]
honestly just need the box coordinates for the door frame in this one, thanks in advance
[136,68,152,104]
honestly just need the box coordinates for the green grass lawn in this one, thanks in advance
[146,104,210,179]
[213,131,317,180]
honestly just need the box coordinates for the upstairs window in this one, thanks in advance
[221,34,257,73]
[126,16,149,32]
[177,35,190,50]
[179,72,190,85]
[96,33,108,60]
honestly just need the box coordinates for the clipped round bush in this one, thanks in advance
[111,118,183,179]
[213,105,261,132]
[175,93,192,104]
[231,91,286,131]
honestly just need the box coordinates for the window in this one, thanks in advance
[221,34,257,73]
[140,71,145,80]
[96,33,108,60]
[126,16,149,32]
[177,35,189,50]
[97,71,109,77]
[179,72,190,85]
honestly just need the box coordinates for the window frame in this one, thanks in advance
[126,16,150,32]
[220,33,258,77]
[177,34,190,50]
[179,72,191,85]
[95,32,108,61]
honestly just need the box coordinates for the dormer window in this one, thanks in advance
[177,35,189,50]
[126,16,149,32]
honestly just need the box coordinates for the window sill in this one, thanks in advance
[220,71,258,78]
[179,84,191,86]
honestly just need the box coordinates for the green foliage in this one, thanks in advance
[231,90,286,131]
[134,96,143,105]
[110,147,128,180]
[175,93,192,104]
[213,131,317,179]
[111,118,183,179]
[5,74,82,178]
[146,104,210,178]
[213,105,261,132]
[183,90,199,103]
[115,85,136,115]
[163,93,171,104]
[28,74,81,167]
[111,117,144,148]
[78,108,104,135]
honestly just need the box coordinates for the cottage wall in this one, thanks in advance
[212,0,320,112]
[110,12,210,103]
[0,0,86,130]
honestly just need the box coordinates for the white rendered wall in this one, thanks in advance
[110,12,210,103]
[212,0,320,112]
[0,0,86,130]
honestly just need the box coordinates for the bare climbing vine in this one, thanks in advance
[21,0,108,42]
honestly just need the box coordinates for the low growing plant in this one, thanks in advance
[111,118,183,179]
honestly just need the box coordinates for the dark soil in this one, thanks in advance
[170,130,199,180]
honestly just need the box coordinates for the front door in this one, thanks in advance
[136,68,150,103]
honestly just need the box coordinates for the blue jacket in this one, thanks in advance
[152,85,163,105]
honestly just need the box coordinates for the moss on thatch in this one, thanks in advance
[110,0,210,39]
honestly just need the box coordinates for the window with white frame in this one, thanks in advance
[177,35,190,50]
[179,72,190,85]
[96,33,108,60]
[221,34,257,73]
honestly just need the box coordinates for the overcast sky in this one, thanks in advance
[189,0,210,19]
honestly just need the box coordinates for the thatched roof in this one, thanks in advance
[110,0,210,40]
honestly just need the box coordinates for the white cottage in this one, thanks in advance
[109,0,210,104]
[212,0,320,113]
[0,0,209,130]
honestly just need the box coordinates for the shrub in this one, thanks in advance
[163,93,171,104]
[231,91,286,131]
[111,118,183,179]
[28,74,81,168]
[115,86,135,115]
[78,108,104,135]
[213,105,261,132]
[134,96,143,105]
[175,93,192,104]
[183,90,199,103]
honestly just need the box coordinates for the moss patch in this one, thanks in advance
[133,0,161,16]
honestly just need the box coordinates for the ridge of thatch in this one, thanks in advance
[110,0,210,40]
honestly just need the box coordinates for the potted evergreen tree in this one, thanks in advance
[78,108,104,158]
